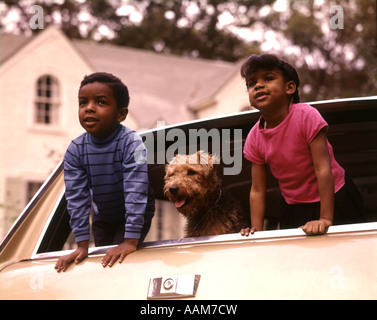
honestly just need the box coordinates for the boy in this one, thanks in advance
[55,72,154,272]
[239,54,364,236]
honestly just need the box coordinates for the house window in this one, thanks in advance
[35,75,60,125]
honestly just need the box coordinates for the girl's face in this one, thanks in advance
[78,82,127,139]
[246,68,296,112]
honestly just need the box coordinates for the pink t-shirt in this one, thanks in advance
[244,103,345,204]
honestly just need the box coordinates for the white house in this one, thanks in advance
[0,26,250,240]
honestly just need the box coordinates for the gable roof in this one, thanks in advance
[1,27,238,128]
[0,32,32,65]
[72,40,236,128]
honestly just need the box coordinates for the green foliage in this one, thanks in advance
[1,0,376,100]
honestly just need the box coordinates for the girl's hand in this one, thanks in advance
[300,218,332,235]
[240,227,257,236]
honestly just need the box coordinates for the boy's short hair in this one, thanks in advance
[240,54,300,103]
[80,72,130,109]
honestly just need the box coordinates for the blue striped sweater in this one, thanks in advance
[64,124,154,243]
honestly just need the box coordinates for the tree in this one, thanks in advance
[1,0,376,100]
[1,0,273,61]
[260,0,376,100]
[110,0,275,61]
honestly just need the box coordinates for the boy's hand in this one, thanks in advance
[101,238,138,268]
[240,227,257,236]
[300,218,332,235]
[55,241,89,272]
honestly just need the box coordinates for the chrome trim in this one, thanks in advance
[138,95,377,135]
[30,188,66,259]
[141,222,377,249]
[0,161,64,252]
[308,95,377,106]
[31,222,377,260]
[138,108,260,135]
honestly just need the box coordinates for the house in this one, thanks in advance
[0,26,250,240]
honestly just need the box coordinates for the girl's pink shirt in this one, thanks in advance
[244,103,345,204]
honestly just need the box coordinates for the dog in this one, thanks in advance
[163,151,249,237]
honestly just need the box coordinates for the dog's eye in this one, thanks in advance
[187,169,197,176]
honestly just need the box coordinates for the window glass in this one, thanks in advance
[35,75,60,125]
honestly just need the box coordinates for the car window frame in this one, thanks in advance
[0,161,64,253]
[31,188,68,256]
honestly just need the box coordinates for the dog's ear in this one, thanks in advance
[210,153,220,165]
[196,150,215,165]
[209,153,221,178]
[196,150,203,164]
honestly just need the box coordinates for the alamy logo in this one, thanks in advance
[329,265,344,290]
[330,5,344,30]
[29,5,44,30]
[134,121,243,176]
[28,4,344,31]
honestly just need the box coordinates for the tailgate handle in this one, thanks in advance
[147,274,201,299]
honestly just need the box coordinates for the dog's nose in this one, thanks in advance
[169,186,179,195]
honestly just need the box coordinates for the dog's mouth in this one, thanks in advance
[164,185,193,209]
[174,198,190,208]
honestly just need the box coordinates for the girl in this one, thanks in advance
[240,54,365,235]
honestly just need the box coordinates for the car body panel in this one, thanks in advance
[0,166,65,271]
[1,96,376,300]
[1,223,376,300]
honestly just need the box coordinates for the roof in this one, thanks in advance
[0,29,238,128]
[0,32,31,64]
[72,40,236,128]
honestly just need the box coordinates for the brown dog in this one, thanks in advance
[164,151,249,237]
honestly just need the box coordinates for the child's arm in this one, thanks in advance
[100,133,150,268]
[55,145,92,272]
[241,163,267,236]
[301,129,334,234]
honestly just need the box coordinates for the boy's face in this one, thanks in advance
[78,82,127,139]
[246,68,296,112]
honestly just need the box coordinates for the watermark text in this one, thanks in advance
[29,5,44,30]
[135,121,243,175]
[330,5,344,30]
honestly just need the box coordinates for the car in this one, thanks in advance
[1,96,376,300]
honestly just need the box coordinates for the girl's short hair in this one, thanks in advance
[240,54,300,103]
[79,72,130,109]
